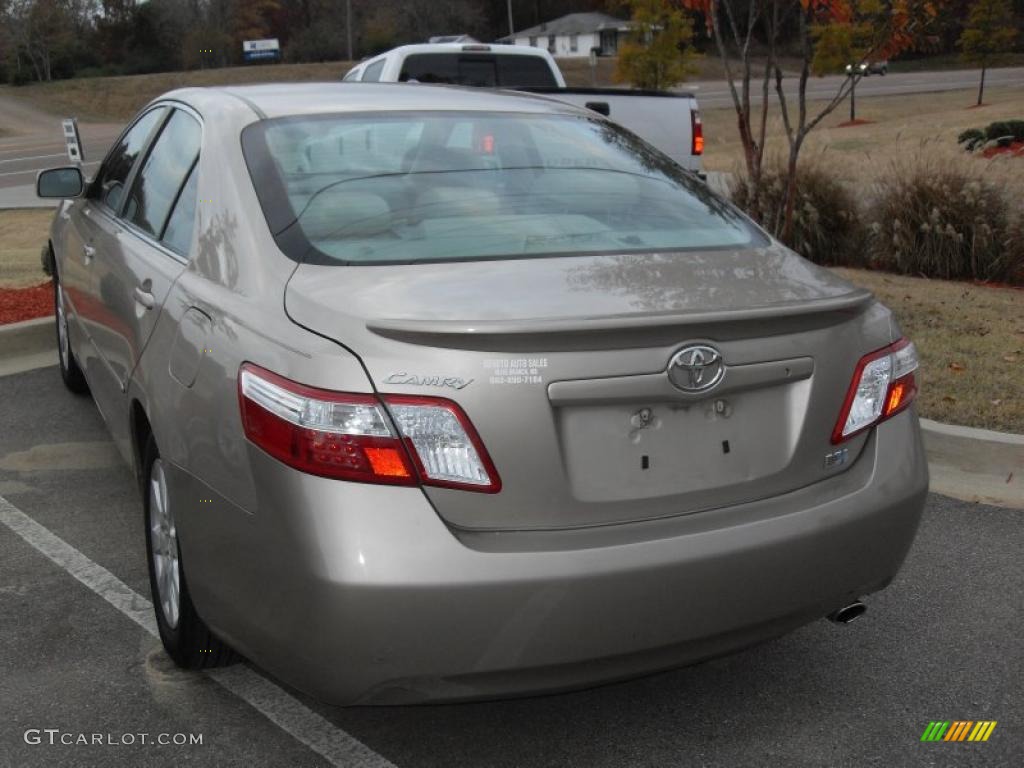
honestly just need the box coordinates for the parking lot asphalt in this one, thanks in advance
[0,362,1021,768]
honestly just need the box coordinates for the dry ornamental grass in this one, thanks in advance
[833,268,1024,434]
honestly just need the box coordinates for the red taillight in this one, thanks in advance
[832,338,919,444]
[238,364,500,492]
[691,109,704,156]
[238,364,417,486]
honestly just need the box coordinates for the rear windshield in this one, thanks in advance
[241,112,762,266]
[398,53,558,87]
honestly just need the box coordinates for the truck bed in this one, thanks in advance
[513,87,701,173]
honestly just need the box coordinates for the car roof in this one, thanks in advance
[162,82,585,120]
[383,43,552,58]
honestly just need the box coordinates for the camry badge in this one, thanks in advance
[384,372,473,390]
[668,344,725,393]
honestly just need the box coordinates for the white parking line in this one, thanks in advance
[0,493,398,768]
[0,153,66,165]
[0,143,66,156]
[0,161,100,178]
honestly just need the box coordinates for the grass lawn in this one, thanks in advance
[2,209,1019,432]
[834,268,1024,434]
[701,85,1024,192]
[0,209,52,288]
[1,61,358,122]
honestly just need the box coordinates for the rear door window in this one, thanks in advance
[122,109,201,240]
[361,60,385,82]
[161,163,199,255]
[91,107,167,212]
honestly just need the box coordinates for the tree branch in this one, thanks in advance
[774,63,793,144]
[710,1,744,125]
[719,0,745,52]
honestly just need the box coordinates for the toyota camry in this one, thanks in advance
[36,83,928,704]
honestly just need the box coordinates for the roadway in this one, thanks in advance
[683,65,1023,108]
[0,92,119,193]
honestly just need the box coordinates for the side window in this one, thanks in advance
[122,110,201,239]
[342,67,361,81]
[361,59,385,82]
[90,107,167,212]
[161,163,198,256]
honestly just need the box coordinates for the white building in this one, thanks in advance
[497,12,635,59]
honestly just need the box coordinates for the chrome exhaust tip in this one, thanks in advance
[828,601,867,624]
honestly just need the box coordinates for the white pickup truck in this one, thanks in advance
[343,43,704,175]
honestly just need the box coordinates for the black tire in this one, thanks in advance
[142,434,237,668]
[53,269,88,394]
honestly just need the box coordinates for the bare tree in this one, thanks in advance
[6,0,76,81]
[684,0,944,241]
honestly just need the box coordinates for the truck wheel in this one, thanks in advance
[143,435,237,668]
[54,271,88,394]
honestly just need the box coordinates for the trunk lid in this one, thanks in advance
[285,245,881,531]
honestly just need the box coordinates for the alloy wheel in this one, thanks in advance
[56,285,69,370]
[149,459,180,629]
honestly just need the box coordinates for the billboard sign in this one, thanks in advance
[242,38,281,62]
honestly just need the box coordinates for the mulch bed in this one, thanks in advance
[981,141,1024,158]
[0,281,54,325]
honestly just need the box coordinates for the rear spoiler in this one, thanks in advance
[366,290,873,344]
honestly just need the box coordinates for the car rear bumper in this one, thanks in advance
[179,410,928,705]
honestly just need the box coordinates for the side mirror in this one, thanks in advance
[37,167,84,199]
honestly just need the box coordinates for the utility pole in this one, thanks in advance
[346,0,353,61]
[849,73,856,122]
[507,0,514,38]
[844,65,859,122]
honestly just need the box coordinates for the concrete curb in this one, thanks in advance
[0,316,57,378]
[0,316,53,355]
[919,419,1023,509]
[0,318,1020,507]
[920,418,1024,446]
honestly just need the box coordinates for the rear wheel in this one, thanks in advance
[143,435,236,668]
[53,271,88,394]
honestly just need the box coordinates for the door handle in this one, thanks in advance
[134,286,155,310]
[82,244,96,263]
